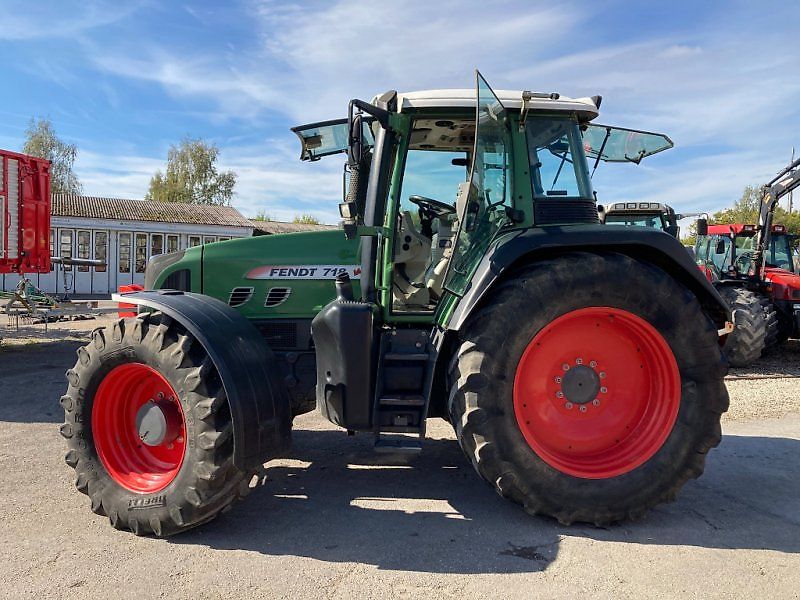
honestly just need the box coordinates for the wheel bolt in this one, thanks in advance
[157,392,165,400]
[600,386,607,394]
[575,358,583,365]
[589,360,597,368]
[565,402,573,410]
[556,391,564,398]
[554,376,562,383]
[579,405,587,413]
[592,399,600,407]
[599,372,606,379]
[562,363,570,371]
[177,436,184,443]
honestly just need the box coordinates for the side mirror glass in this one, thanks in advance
[664,225,678,237]
[715,240,726,254]
[347,113,363,165]
[696,218,708,236]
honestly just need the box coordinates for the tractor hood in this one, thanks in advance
[765,267,800,301]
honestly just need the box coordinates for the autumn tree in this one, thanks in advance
[292,213,321,225]
[22,117,82,195]
[146,137,237,205]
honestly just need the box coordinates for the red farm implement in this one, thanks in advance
[0,149,51,276]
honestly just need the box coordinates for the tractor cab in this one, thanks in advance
[600,202,680,236]
[695,223,797,279]
[294,78,675,319]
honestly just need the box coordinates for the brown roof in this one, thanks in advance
[250,220,337,234]
[51,194,254,228]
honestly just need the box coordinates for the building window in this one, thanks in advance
[95,231,108,273]
[60,230,73,272]
[135,233,147,274]
[151,233,164,257]
[77,230,91,271]
[188,235,201,247]
[50,230,56,272]
[203,236,216,245]
[119,233,131,274]
[167,234,179,254]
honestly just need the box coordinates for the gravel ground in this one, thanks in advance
[1,319,799,599]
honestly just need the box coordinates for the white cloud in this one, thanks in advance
[0,1,145,41]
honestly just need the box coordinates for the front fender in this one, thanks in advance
[111,290,291,470]
[445,225,731,331]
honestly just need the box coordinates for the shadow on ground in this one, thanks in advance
[173,427,800,574]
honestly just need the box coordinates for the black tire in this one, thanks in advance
[61,311,254,536]
[718,286,767,366]
[448,252,728,526]
[759,296,780,350]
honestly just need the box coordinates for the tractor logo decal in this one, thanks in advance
[245,264,362,280]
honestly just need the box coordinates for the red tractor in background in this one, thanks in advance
[695,157,800,366]
[0,149,51,277]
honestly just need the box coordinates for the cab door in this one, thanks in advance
[444,71,514,296]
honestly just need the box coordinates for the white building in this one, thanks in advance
[1,194,254,297]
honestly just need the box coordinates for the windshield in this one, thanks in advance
[527,117,592,199]
[766,235,794,270]
[605,213,665,228]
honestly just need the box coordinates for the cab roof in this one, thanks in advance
[395,89,600,122]
[605,202,672,214]
[707,224,789,235]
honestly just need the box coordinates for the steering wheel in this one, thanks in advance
[408,195,456,218]
[734,251,753,273]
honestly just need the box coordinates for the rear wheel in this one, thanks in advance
[718,286,767,366]
[448,252,728,525]
[61,311,254,536]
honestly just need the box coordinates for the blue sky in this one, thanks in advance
[1,0,798,223]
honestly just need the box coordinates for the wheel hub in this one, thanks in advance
[560,364,600,405]
[136,399,181,447]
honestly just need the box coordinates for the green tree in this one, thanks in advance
[22,117,82,195]
[292,213,321,225]
[252,210,272,221]
[709,184,800,235]
[710,185,761,226]
[146,137,237,205]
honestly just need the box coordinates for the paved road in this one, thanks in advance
[1,340,798,599]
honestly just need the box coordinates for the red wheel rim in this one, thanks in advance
[92,363,186,493]
[513,307,680,479]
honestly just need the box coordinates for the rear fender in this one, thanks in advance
[111,290,291,470]
[445,225,731,332]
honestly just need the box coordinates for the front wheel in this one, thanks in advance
[448,252,729,525]
[61,311,254,536]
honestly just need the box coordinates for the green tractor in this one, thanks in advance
[61,72,731,536]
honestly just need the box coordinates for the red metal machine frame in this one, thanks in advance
[0,149,51,275]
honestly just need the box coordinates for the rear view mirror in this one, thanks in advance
[347,113,364,166]
[695,218,708,236]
